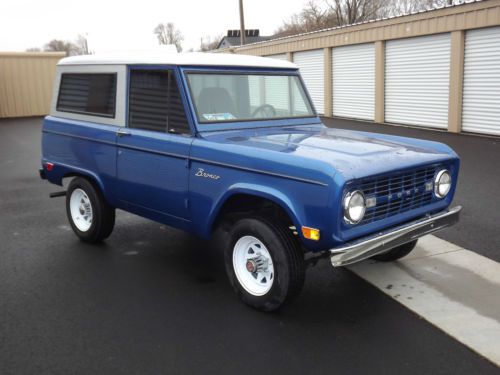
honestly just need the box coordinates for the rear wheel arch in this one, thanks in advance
[62,171,107,200]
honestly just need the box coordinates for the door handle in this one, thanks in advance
[116,129,131,137]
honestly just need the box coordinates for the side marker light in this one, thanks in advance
[302,226,320,241]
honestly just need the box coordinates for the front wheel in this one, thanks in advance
[224,217,305,312]
[66,177,115,243]
[372,240,418,262]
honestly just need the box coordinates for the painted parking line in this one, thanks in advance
[348,235,500,367]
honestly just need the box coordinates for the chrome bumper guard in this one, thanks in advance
[330,206,462,267]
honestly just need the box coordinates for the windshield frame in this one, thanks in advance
[179,67,319,132]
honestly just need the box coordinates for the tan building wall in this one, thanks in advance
[218,0,500,134]
[0,52,65,118]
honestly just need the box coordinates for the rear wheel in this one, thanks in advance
[224,217,305,312]
[372,240,418,262]
[66,177,115,243]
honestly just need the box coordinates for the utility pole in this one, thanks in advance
[239,0,246,45]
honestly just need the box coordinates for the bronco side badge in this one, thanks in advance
[195,168,220,180]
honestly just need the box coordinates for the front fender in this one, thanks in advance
[206,183,303,237]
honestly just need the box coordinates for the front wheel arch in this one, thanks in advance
[209,188,302,237]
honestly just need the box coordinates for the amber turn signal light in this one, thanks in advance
[301,226,320,241]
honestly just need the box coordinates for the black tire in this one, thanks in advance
[372,240,418,262]
[224,217,305,312]
[66,177,115,243]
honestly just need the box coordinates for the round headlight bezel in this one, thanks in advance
[343,190,366,225]
[434,169,452,198]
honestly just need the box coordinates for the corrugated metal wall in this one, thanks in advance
[332,43,375,120]
[0,52,64,118]
[267,53,287,60]
[462,26,500,136]
[385,34,451,129]
[293,49,324,114]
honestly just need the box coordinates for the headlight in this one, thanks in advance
[434,169,452,198]
[343,190,366,224]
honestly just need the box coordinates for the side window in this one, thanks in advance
[167,73,191,134]
[57,73,116,117]
[128,69,190,134]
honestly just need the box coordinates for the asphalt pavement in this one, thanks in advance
[0,117,498,374]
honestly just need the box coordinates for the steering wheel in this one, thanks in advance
[251,104,276,118]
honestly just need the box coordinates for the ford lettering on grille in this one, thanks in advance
[354,165,439,225]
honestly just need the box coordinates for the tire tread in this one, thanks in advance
[256,216,305,306]
[224,215,306,311]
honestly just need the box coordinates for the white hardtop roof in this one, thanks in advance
[58,51,297,69]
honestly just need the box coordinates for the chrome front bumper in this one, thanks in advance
[330,206,462,267]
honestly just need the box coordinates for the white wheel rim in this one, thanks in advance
[69,188,93,232]
[233,236,275,296]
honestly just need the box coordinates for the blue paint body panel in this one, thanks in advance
[41,65,460,253]
[42,117,119,204]
[116,128,193,222]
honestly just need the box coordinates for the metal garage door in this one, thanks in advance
[294,49,324,114]
[385,34,450,129]
[462,27,500,136]
[332,43,375,120]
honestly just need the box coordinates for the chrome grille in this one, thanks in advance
[356,166,437,225]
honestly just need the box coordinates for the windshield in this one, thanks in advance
[186,72,315,123]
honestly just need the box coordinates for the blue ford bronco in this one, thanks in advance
[40,51,461,311]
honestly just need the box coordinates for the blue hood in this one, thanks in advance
[199,124,458,181]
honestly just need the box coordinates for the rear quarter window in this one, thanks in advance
[128,69,190,134]
[56,73,117,117]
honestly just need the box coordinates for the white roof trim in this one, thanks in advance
[58,51,297,69]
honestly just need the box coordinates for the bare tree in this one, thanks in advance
[31,34,92,56]
[382,0,460,18]
[199,34,224,51]
[274,0,386,37]
[274,15,307,38]
[74,33,92,55]
[154,22,184,52]
[326,0,389,26]
[274,0,462,38]
[43,39,77,56]
[275,0,335,37]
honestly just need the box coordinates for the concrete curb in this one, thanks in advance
[349,235,500,367]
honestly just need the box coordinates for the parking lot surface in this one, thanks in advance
[1,117,498,374]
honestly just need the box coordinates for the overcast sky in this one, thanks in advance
[0,0,309,52]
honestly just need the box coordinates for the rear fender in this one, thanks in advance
[42,161,108,199]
